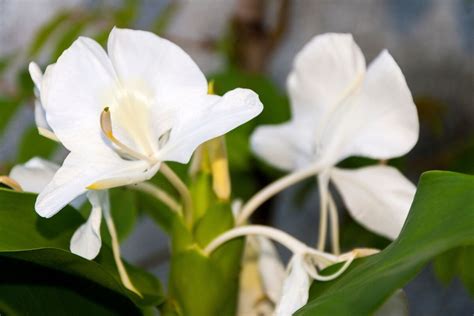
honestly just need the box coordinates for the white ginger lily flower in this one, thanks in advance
[30,27,263,218]
[9,157,103,260]
[251,33,418,240]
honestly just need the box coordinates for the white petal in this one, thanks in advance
[275,255,311,316]
[251,120,314,171]
[70,191,104,260]
[320,50,419,164]
[288,33,365,122]
[28,62,43,89]
[43,36,118,155]
[330,165,416,240]
[35,152,157,218]
[107,27,207,101]
[9,157,59,193]
[160,88,263,163]
[374,289,409,316]
[256,236,286,304]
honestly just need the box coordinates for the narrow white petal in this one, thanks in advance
[70,191,105,260]
[28,62,43,89]
[256,236,286,304]
[275,255,311,316]
[251,120,314,171]
[374,289,409,316]
[288,33,365,122]
[43,36,118,155]
[320,50,419,164]
[9,157,59,193]
[161,88,263,164]
[330,165,416,240]
[35,152,156,218]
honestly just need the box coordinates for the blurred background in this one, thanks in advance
[0,0,473,314]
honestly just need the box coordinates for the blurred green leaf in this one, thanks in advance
[17,125,58,162]
[0,97,20,136]
[434,245,474,296]
[152,2,180,35]
[297,171,474,315]
[114,0,139,27]
[52,18,91,60]
[28,11,73,57]
[0,188,164,309]
[109,187,138,241]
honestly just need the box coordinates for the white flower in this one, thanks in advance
[251,33,418,240]
[31,27,263,218]
[9,157,103,260]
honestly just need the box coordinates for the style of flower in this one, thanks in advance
[9,157,102,260]
[30,27,263,219]
[250,33,419,243]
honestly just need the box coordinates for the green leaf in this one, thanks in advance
[297,171,474,315]
[0,189,163,310]
[16,125,58,163]
[433,245,474,296]
[28,11,73,57]
[0,97,21,137]
[165,200,243,315]
[109,187,138,241]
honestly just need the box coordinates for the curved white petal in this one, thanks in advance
[330,165,416,240]
[160,88,263,163]
[28,62,42,89]
[9,157,59,193]
[43,36,118,155]
[288,33,365,122]
[107,27,207,101]
[70,191,104,260]
[251,120,314,171]
[275,255,311,316]
[35,152,157,218]
[256,236,286,304]
[374,289,409,316]
[320,50,419,165]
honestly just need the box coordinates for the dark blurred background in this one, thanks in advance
[0,1,473,314]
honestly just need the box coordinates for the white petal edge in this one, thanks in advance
[70,191,104,260]
[160,88,263,164]
[35,152,157,218]
[256,236,286,304]
[275,255,311,316]
[251,120,314,171]
[320,50,419,165]
[9,157,59,193]
[330,165,416,240]
[287,33,365,122]
[107,27,207,100]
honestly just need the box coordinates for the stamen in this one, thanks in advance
[0,176,23,192]
[100,107,156,164]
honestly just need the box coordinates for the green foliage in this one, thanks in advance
[0,189,163,312]
[297,171,474,315]
[16,126,58,162]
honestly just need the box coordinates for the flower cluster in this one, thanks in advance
[11,28,418,314]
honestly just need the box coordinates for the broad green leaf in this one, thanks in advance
[0,189,163,309]
[0,255,141,316]
[296,171,474,315]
